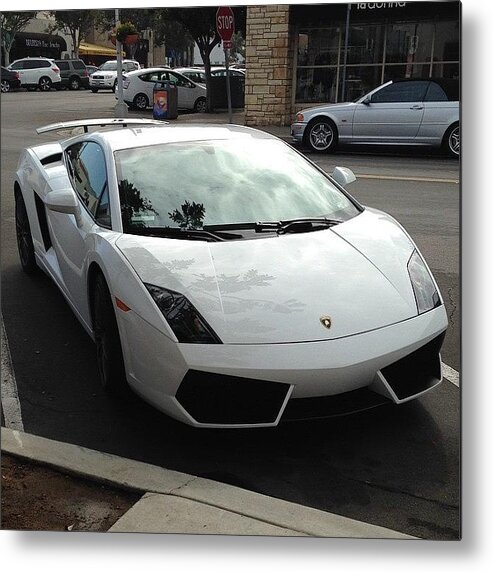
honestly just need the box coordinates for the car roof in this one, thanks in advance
[90,124,278,152]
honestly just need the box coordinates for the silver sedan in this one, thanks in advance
[291,79,459,157]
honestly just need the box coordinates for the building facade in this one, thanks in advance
[245,1,460,126]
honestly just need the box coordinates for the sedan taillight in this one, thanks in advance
[14,72,20,80]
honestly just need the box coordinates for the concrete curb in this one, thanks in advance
[2,427,416,538]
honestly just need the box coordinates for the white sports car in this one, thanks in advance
[15,118,448,428]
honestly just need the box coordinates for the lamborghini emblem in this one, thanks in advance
[320,316,332,329]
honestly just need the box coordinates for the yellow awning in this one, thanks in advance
[78,41,124,57]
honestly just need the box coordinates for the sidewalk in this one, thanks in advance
[2,427,415,538]
[173,109,293,142]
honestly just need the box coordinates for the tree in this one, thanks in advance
[47,10,99,58]
[1,12,37,66]
[163,7,222,112]
[230,31,245,63]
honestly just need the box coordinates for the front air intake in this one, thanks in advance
[176,370,291,425]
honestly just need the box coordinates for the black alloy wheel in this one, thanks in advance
[133,93,149,110]
[38,76,52,91]
[1,79,10,93]
[69,76,81,90]
[15,192,37,274]
[92,273,128,395]
[194,97,207,113]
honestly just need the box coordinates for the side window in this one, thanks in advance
[65,142,110,225]
[73,61,86,70]
[10,61,24,70]
[57,61,69,71]
[425,82,448,102]
[169,72,189,87]
[371,81,429,103]
[40,60,51,68]
[24,60,40,70]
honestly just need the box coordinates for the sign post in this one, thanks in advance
[216,7,235,124]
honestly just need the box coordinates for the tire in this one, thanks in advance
[91,88,99,93]
[112,80,117,93]
[304,118,338,153]
[444,123,460,158]
[69,76,81,90]
[1,80,10,93]
[133,93,149,110]
[38,76,52,91]
[92,273,128,395]
[194,97,207,113]
[15,191,37,275]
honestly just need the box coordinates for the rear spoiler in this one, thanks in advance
[37,118,167,134]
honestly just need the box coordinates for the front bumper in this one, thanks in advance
[89,77,115,89]
[118,304,448,428]
[291,121,307,143]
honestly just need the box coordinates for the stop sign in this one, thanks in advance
[216,6,235,43]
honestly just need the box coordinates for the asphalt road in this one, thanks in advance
[0,90,460,540]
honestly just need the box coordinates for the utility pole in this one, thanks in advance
[114,8,128,118]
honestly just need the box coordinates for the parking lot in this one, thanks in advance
[1,89,460,539]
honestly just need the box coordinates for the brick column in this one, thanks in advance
[244,5,294,127]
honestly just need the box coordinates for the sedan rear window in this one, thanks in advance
[115,138,360,234]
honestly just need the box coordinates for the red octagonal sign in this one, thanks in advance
[216,6,235,43]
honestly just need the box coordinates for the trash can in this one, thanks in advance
[152,81,178,120]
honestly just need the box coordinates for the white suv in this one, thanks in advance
[90,59,141,92]
[8,57,61,91]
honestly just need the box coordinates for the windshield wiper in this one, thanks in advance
[128,226,242,242]
[255,217,342,234]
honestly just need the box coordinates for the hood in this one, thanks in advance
[116,212,418,344]
[301,102,356,117]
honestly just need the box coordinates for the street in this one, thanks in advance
[1,89,460,539]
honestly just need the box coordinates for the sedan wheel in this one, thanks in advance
[133,93,149,110]
[38,77,52,91]
[194,97,207,113]
[306,119,337,153]
[1,80,10,93]
[447,125,460,157]
[92,274,128,395]
[15,193,37,274]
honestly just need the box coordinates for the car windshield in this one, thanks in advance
[115,138,360,234]
[99,62,118,71]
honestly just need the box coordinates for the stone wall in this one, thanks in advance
[244,5,294,126]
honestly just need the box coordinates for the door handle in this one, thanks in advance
[410,105,424,110]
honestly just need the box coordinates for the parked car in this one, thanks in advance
[85,65,99,76]
[291,79,460,157]
[14,118,447,428]
[120,67,207,112]
[1,66,21,92]
[174,66,245,85]
[89,59,141,92]
[55,59,90,90]
[8,57,61,91]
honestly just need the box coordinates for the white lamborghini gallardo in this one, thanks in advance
[14,118,448,428]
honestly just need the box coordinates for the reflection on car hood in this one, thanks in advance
[116,209,418,344]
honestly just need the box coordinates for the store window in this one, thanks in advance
[385,22,434,64]
[297,28,340,66]
[433,21,459,62]
[384,63,431,82]
[296,67,338,103]
[346,24,385,65]
[339,66,382,101]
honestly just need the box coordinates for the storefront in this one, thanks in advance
[293,1,460,104]
[244,1,460,126]
[7,32,67,63]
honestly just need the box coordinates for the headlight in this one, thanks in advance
[144,283,222,344]
[407,250,441,314]
[296,113,304,122]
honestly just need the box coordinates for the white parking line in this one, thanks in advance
[442,363,460,387]
[1,318,24,431]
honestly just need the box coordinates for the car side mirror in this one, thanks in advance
[331,166,356,188]
[45,188,82,226]
[362,96,371,105]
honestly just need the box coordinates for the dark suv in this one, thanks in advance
[54,59,89,90]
